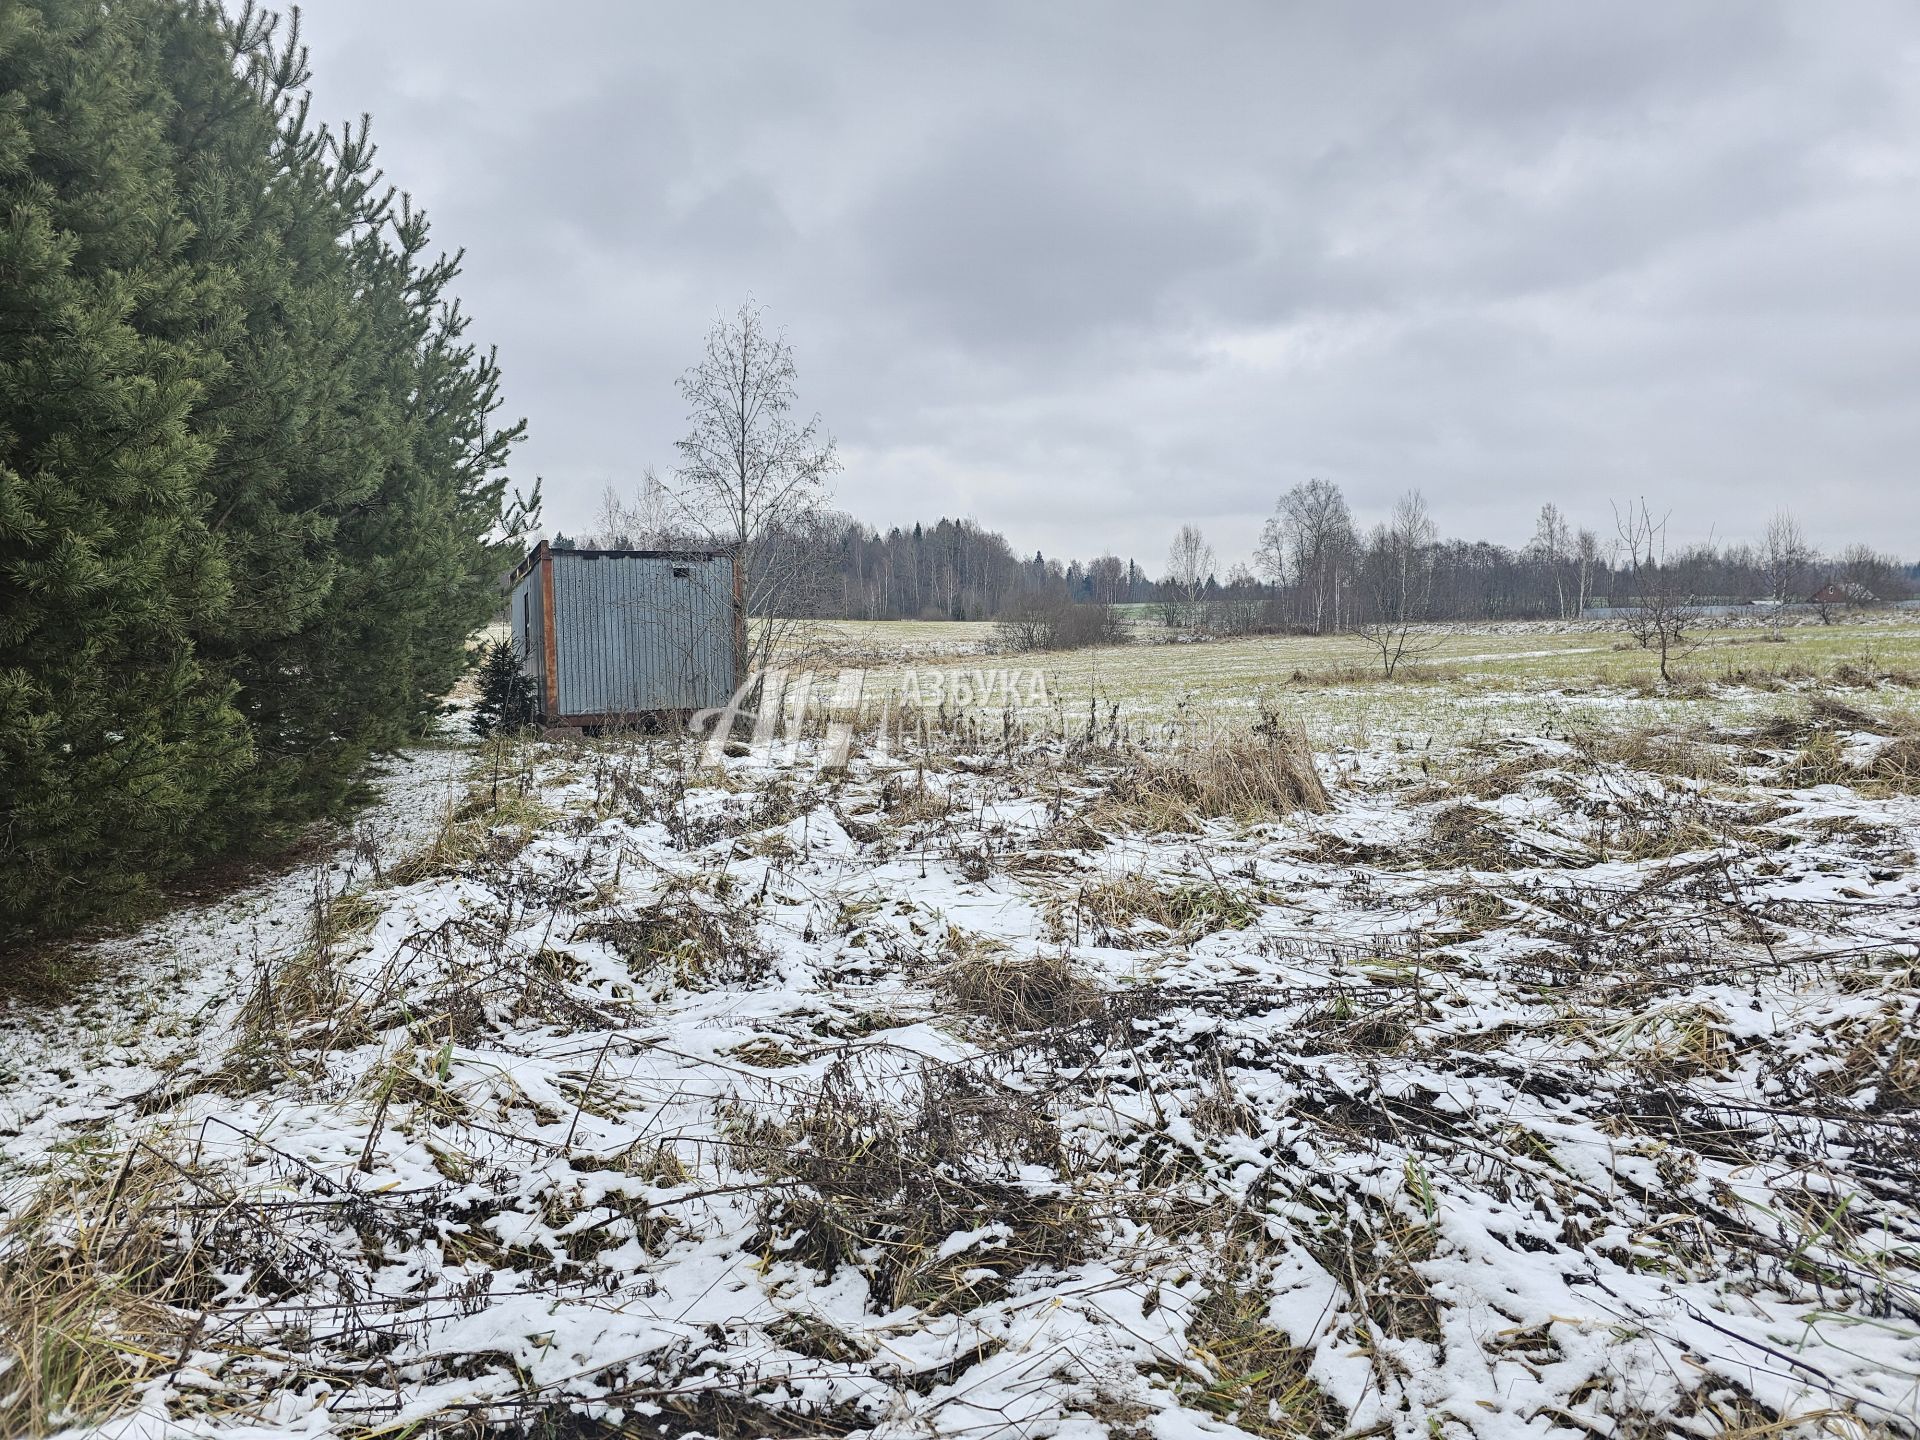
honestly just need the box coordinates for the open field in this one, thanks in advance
[3,635,1919,1439]
[794,616,1920,743]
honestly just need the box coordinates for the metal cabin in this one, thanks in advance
[507,541,742,726]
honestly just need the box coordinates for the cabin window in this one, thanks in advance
[671,565,691,578]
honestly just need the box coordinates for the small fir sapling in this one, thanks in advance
[471,641,539,737]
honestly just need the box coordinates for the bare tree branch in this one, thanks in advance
[665,300,839,671]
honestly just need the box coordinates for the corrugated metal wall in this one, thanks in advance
[508,567,546,706]
[551,552,735,716]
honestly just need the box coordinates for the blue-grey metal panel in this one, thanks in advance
[508,567,547,711]
[551,552,735,716]
[509,573,531,658]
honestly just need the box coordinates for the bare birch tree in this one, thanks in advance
[1575,528,1601,617]
[669,301,839,673]
[1087,553,1127,607]
[591,469,674,549]
[1350,489,1438,677]
[1529,502,1574,618]
[1167,523,1215,626]
[1761,510,1813,607]
[1258,479,1354,633]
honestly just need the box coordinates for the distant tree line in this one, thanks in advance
[1,2,530,939]
[1232,483,1913,634]
[560,504,1161,622]
[565,475,1913,637]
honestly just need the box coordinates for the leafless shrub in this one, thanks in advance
[1348,489,1440,677]
[993,594,1126,652]
[1612,497,1698,684]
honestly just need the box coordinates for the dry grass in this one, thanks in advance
[935,930,1103,1030]
[876,768,953,824]
[1571,727,1735,785]
[1424,803,1535,870]
[1095,719,1328,832]
[1594,1001,1739,1081]
[1863,735,1920,791]
[572,875,767,991]
[1777,998,1920,1105]
[1773,698,1920,794]
[734,1060,1086,1314]
[202,880,384,1095]
[13,660,1920,1435]
[208,822,663,1101]
[1312,1189,1444,1346]
[391,740,553,883]
[0,1146,202,1437]
[1450,746,1565,800]
[1056,873,1264,945]
[1164,1279,1344,1437]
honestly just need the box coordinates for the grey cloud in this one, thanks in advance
[857,119,1262,350]
[1416,4,1793,130]
[295,0,1920,565]
[669,176,795,259]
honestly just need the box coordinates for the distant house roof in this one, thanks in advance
[1809,581,1875,605]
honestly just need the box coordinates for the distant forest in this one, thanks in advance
[557,481,1917,632]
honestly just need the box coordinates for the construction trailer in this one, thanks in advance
[506,541,742,727]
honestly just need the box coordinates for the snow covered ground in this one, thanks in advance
[0,746,470,1193]
[3,701,1918,1439]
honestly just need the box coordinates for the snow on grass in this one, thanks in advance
[0,745,470,1191]
[2,701,1918,1439]
[819,615,1920,744]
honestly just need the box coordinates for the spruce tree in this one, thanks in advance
[470,640,537,738]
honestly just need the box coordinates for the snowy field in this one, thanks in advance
[794,616,1920,744]
[3,661,1920,1439]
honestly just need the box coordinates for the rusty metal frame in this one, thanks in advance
[731,546,747,688]
[537,541,560,719]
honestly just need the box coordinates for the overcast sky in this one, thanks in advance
[299,1,1920,568]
